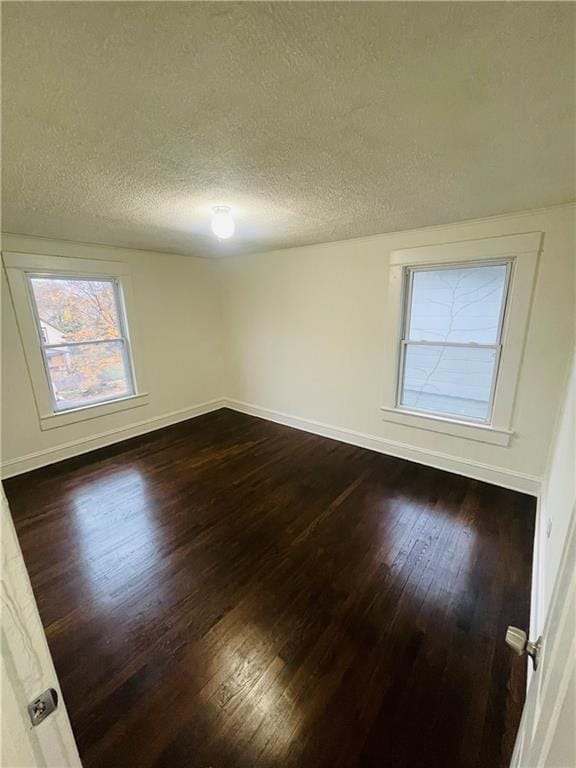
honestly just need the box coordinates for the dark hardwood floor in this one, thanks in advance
[5,408,535,768]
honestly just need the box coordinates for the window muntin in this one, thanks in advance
[27,275,136,412]
[397,261,511,423]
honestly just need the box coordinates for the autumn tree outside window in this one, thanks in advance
[4,251,148,433]
[27,276,136,411]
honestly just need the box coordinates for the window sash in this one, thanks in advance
[396,342,503,424]
[41,338,123,349]
[399,339,499,349]
[25,273,137,413]
[29,273,124,345]
[395,260,512,425]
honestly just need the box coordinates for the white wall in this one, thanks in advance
[220,205,575,492]
[1,234,226,475]
[536,351,576,630]
[2,205,574,489]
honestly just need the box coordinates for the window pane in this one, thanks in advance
[408,264,507,344]
[30,278,122,343]
[400,344,497,421]
[46,341,132,410]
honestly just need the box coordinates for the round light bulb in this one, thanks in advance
[211,206,235,240]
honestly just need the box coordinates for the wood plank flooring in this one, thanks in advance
[4,408,536,768]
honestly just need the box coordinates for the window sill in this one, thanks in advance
[379,406,513,446]
[39,392,150,431]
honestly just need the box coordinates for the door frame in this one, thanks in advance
[1,485,81,767]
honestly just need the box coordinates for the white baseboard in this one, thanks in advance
[224,399,542,496]
[2,395,542,496]
[1,398,226,478]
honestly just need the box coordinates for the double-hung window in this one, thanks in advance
[398,261,511,423]
[27,275,135,412]
[3,251,148,430]
[381,232,541,446]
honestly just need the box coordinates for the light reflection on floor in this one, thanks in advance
[199,622,299,762]
[69,467,164,608]
[374,493,477,608]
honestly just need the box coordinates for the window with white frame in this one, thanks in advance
[27,275,135,411]
[397,261,511,423]
[3,251,148,430]
[381,232,541,446]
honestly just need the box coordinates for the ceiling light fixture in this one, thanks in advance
[211,206,235,240]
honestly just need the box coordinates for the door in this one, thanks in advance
[511,503,576,768]
[1,485,81,767]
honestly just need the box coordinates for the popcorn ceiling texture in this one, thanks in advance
[2,2,575,258]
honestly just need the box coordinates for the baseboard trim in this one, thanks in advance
[1,398,227,478]
[2,395,542,495]
[224,399,542,496]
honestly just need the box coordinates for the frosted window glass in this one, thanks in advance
[408,265,507,344]
[401,345,497,421]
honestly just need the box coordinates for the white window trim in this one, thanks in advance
[3,251,149,430]
[381,231,542,447]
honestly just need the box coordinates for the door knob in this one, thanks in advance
[506,626,542,670]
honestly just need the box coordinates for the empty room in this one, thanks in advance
[1,3,575,768]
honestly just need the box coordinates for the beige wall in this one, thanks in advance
[1,234,226,474]
[220,205,575,490]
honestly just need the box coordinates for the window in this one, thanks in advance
[27,276,135,412]
[3,251,148,430]
[398,262,510,423]
[381,232,541,446]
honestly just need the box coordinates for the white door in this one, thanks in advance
[1,485,81,767]
[511,503,576,768]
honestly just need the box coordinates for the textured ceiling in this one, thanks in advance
[2,2,575,258]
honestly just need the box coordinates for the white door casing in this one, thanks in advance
[511,502,576,768]
[1,485,81,767]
